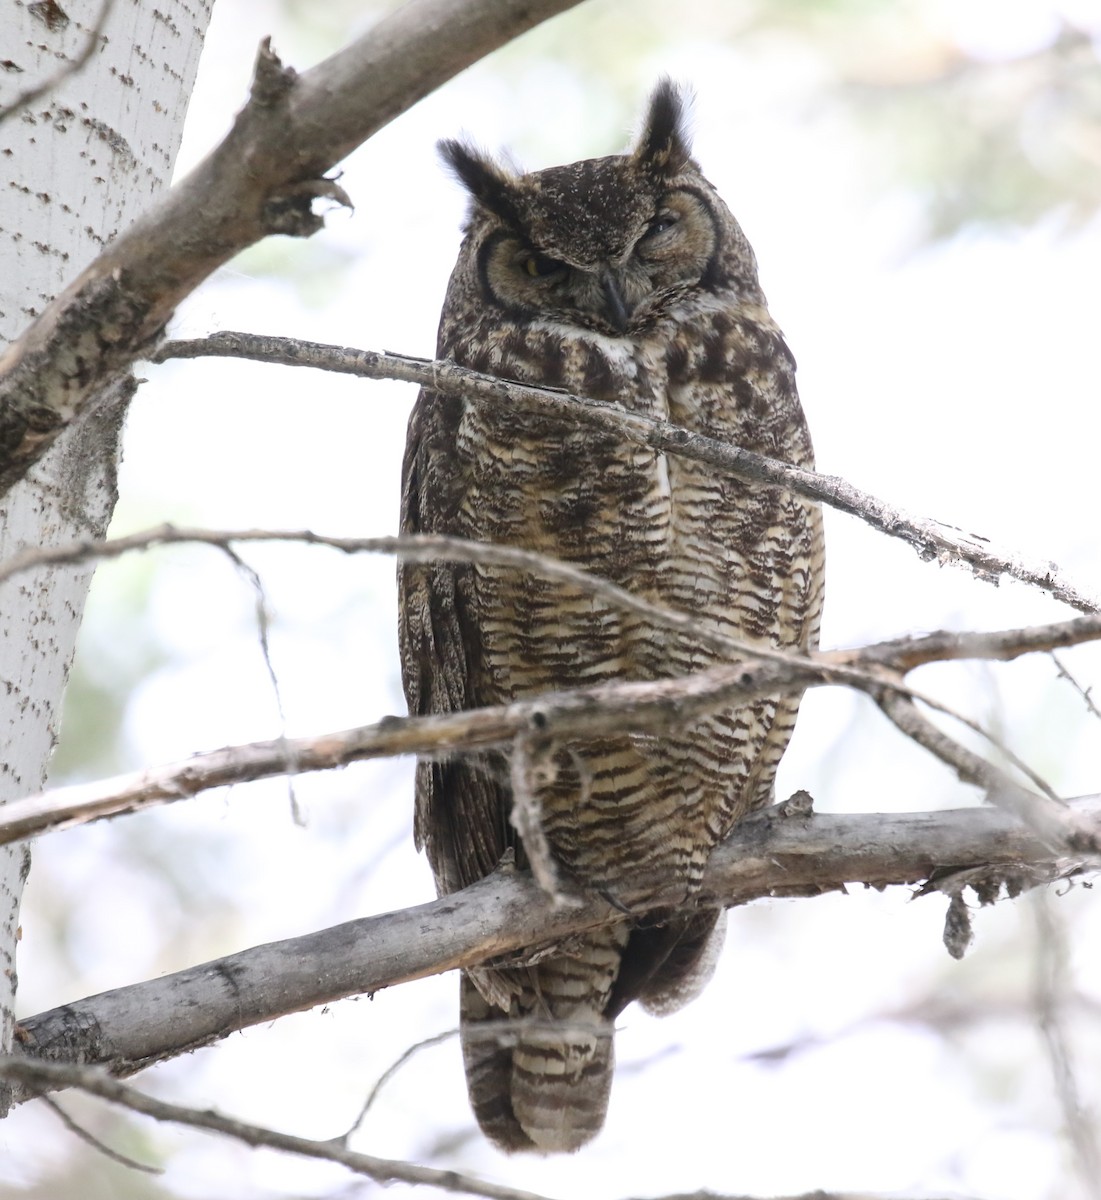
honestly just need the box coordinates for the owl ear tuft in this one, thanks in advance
[633,79,693,177]
[439,139,523,229]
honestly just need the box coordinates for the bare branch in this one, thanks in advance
[5,519,1075,761]
[0,1057,559,1200]
[1031,890,1101,1197]
[343,1028,458,1140]
[35,1093,160,1175]
[1,602,1097,848]
[0,656,833,845]
[848,618,1101,670]
[1053,652,1101,721]
[4,1058,960,1200]
[153,332,1101,614]
[0,0,585,494]
[5,514,1095,673]
[877,693,1101,855]
[0,524,791,662]
[13,800,1099,1088]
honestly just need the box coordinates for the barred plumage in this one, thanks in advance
[398,81,824,1153]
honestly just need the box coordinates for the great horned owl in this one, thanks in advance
[398,82,824,1153]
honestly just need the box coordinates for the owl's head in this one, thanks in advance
[440,81,761,339]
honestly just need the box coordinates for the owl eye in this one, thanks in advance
[522,252,565,279]
[644,212,679,239]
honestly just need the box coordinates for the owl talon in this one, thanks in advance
[772,789,815,820]
[598,887,637,916]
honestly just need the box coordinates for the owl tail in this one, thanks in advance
[459,927,626,1153]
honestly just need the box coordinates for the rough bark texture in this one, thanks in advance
[0,0,587,496]
[0,0,211,1090]
[12,798,1096,1097]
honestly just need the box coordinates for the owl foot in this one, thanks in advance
[598,887,639,916]
[772,789,815,820]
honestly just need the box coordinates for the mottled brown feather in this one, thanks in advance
[398,82,824,1153]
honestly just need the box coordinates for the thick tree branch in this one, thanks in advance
[13,800,1098,1091]
[0,0,585,494]
[153,333,1101,613]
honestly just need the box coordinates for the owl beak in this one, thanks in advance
[600,270,631,334]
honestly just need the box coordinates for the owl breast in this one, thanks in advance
[441,304,819,897]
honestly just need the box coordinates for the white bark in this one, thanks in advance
[0,0,210,1066]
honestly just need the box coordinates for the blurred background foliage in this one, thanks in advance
[6,0,1101,1198]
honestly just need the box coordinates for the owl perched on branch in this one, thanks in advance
[398,82,824,1153]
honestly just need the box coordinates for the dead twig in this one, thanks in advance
[0,1057,558,1200]
[153,332,1101,614]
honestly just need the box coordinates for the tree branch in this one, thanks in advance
[0,597,1097,848]
[0,657,839,845]
[0,1058,971,1200]
[0,516,1094,865]
[0,524,786,662]
[13,800,1098,1091]
[153,332,1101,613]
[0,1056,560,1200]
[877,693,1100,855]
[0,0,585,495]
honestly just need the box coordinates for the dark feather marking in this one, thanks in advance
[440,139,526,231]
[634,79,693,178]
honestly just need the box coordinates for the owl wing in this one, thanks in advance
[398,386,513,896]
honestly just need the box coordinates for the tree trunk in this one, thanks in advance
[0,0,211,1093]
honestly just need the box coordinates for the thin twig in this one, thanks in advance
[1052,652,1101,721]
[0,1057,558,1200]
[509,733,575,904]
[343,1029,458,1139]
[35,1092,161,1174]
[217,542,301,822]
[153,332,1101,614]
[876,693,1101,856]
[836,617,1101,671]
[1031,890,1101,1197]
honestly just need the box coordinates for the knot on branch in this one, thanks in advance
[250,38,297,108]
[261,177,353,238]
